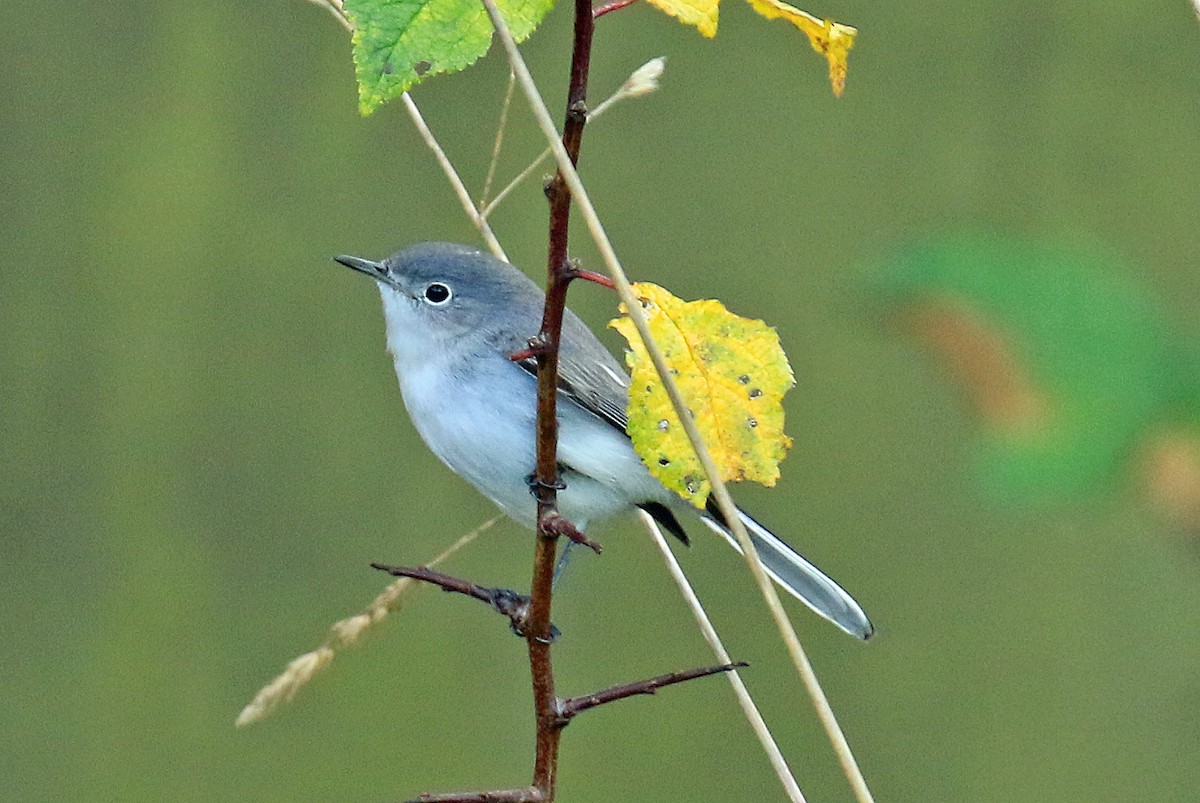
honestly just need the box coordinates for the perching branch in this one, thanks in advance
[479,2,875,801]
[521,0,597,796]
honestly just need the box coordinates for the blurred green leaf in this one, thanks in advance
[345,0,555,115]
[878,233,1200,505]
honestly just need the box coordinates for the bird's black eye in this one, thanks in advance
[423,282,452,305]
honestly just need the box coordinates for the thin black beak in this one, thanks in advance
[334,254,385,278]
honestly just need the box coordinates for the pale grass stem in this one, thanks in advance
[306,0,349,28]
[480,57,665,220]
[236,517,500,728]
[478,3,875,800]
[639,511,807,803]
[309,0,657,258]
[304,0,507,261]
[479,70,518,210]
[400,93,509,262]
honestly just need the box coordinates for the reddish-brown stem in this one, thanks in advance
[526,0,596,797]
[593,0,639,18]
[567,267,615,289]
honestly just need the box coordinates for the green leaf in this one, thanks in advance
[345,0,555,116]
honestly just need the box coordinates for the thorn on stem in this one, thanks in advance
[566,267,615,289]
[563,257,613,288]
[509,334,553,363]
[539,511,602,554]
[593,0,640,18]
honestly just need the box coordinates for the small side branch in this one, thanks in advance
[540,511,602,554]
[593,0,638,18]
[559,662,747,722]
[370,564,558,640]
[409,786,543,803]
[565,261,615,289]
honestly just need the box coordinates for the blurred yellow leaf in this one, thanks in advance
[643,0,719,37]
[639,0,855,95]
[744,0,856,97]
[609,283,795,507]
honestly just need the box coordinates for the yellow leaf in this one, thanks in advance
[743,0,856,96]
[609,283,795,507]
[642,0,720,37]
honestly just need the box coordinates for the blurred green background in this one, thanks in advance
[4,0,1200,800]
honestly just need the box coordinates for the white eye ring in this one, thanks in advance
[423,282,452,305]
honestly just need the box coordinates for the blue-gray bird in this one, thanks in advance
[336,242,873,639]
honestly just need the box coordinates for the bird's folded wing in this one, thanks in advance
[513,310,631,433]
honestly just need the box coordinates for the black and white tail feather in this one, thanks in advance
[701,500,874,640]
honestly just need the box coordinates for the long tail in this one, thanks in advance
[700,504,874,640]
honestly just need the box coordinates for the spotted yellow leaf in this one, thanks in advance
[639,0,855,96]
[609,283,795,507]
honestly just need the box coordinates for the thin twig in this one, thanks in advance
[480,5,874,801]
[306,0,350,27]
[236,517,498,727]
[639,511,807,802]
[369,564,558,640]
[593,0,639,18]
[480,149,549,219]
[401,93,508,262]
[479,70,518,210]
[481,58,664,220]
[409,787,543,803]
[559,662,746,720]
[307,0,507,263]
